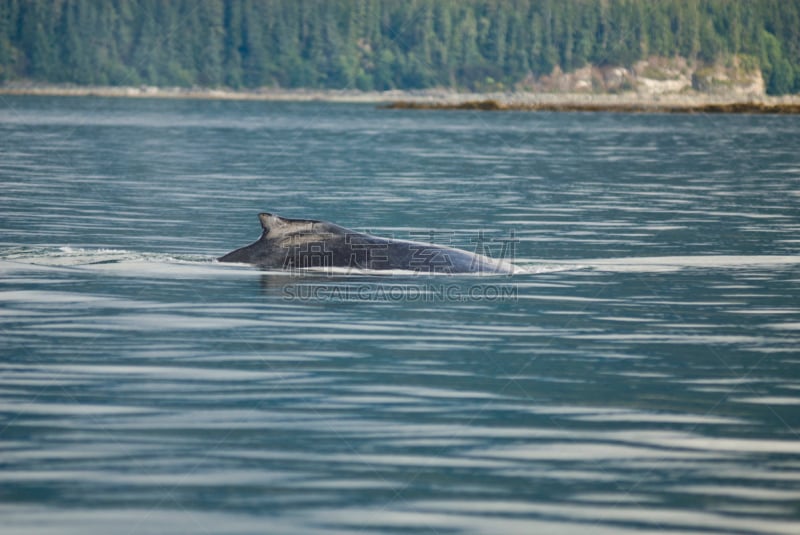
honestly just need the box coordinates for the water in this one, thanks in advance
[1,96,800,534]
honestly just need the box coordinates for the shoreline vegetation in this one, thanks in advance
[3,1,799,97]
[2,84,800,114]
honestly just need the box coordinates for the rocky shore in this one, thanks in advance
[2,82,799,113]
[385,95,800,114]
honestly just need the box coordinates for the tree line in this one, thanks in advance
[1,0,798,94]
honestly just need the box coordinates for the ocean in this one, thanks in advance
[1,95,799,534]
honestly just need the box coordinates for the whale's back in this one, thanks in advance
[219,213,514,274]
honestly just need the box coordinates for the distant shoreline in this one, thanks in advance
[0,84,398,103]
[2,83,800,113]
[385,99,800,114]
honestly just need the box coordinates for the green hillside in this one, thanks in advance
[1,0,798,94]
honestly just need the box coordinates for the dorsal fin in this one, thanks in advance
[258,212,320,238]
[258,212,288,232]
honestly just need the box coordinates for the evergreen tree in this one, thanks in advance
[222,0,243,87]
[0,0,798,94]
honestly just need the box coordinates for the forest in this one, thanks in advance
[1,0,798,94]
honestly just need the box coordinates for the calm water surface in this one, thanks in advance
[1,96,800,534]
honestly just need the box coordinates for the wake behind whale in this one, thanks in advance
[218,213,518,274]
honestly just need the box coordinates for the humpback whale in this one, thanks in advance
[218,213,515,274]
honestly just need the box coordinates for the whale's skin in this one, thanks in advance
[218,213,514,274]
